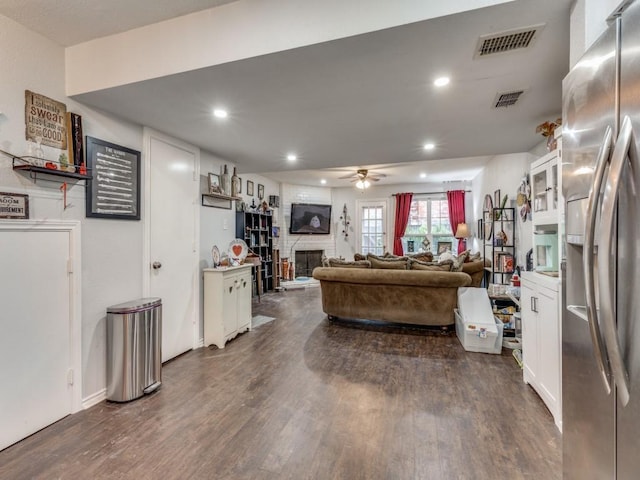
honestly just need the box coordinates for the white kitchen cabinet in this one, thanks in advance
[531,149,560,226]
[203,265,252,348]
[521,271,561,430]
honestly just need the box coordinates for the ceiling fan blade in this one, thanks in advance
[338,173,357,179]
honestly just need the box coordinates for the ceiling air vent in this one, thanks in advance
[493,89,526,108]
[474,24,545,58]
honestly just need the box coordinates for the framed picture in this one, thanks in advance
[208,173,222,194]
[86,136,141,220]
[437,241,452,254]
[0,192,29,219]
[258,184,264,200]
[238,177,242,194]
[247,180,254,196]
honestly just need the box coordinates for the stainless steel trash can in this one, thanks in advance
[107,297,162,402]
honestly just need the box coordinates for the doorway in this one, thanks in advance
[356,199,388,255]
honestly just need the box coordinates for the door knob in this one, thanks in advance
[152,261,162,270]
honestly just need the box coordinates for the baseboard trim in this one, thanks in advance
[82,388,106,409]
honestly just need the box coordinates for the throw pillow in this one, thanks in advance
[466,251,482,263]
[408,259,454,271]
[439,250,469,272]
[327,258,371,268]
[354,253,366,261]
[367,253,408,269]
[407,251,434,262]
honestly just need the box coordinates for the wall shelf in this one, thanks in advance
[201,192,241,209]
[2,149,91,185]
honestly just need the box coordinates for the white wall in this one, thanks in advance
[569,0,622,68]
[280,184,335,267]
[65,0,513,95]
[331,181,473,260]
[471,152,538,270]
[0,14,144,401]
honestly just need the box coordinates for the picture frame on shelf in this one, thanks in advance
[208,173,222,194]
[247,180,254,196]
[258,183,264,200]
[437,241,452,254]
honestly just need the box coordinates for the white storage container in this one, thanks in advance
[455,287,504,354]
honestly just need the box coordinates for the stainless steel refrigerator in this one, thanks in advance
[562,0,640,478]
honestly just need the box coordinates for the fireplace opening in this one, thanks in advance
[294,250,323,278]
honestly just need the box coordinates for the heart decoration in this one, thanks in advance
[232,245,243,257]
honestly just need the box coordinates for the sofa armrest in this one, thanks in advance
[312,267,471,287]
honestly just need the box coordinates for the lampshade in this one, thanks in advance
[355,179,370,189]
[455,223,470,238]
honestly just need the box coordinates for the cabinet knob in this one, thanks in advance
[152,261,162,270]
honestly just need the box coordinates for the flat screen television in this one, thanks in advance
[289,203,332,234]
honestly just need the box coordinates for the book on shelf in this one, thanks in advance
[493,252,514,273]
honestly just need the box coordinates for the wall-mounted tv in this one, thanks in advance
[289,203,332,234]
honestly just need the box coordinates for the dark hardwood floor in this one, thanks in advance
[0,287,561,479]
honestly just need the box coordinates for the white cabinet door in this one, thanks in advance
[222,274,238,337]
[521,283,538,384]
[537,285,560,411]
[236,271,252,331]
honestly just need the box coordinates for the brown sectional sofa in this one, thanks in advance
[312,254,488,328]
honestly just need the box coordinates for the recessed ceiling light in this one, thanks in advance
[213,108,228,118]
[320,179,327,185]
[423,143,435,150]
[434,77,450,87]
[287,154,297,161]
[420,173,427,178]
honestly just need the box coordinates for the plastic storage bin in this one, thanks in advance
[107,297,162,402]
[455,287,504,354]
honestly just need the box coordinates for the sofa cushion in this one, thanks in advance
[327,258,371,268]
[354,253,366,261]
[408,258,454,271]
[366,253,408,269]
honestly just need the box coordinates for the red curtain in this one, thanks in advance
[447,190,466,254]
[393,193,413,255]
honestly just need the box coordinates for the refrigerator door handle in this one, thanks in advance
[599,116,635,407]
[584,126,614,394]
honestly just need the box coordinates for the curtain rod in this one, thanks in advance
[392,190,472,196]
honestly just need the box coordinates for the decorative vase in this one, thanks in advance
[231,167,240,197]
[221,165,231,196]
[546,135,557,152]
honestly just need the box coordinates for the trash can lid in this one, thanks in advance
[107,297,162,314]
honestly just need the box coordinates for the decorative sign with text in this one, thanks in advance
[86,136,141,220]
[0,192,29,219]
[25,90,67,149]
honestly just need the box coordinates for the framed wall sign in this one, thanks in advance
[86,136,141,220]
[0,192,29,219]
[247,180,254,196]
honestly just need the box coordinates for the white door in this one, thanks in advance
[0,221,81,451]
[145,131,199,362]
[356,200,388,255]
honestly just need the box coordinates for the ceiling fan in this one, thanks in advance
[339,168,387,189]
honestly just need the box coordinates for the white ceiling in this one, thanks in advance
[0,0,572,188]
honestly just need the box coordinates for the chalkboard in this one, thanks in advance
[86,136,141,220]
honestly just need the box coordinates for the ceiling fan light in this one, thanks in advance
[356,179,370,189]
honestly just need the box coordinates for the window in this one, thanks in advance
[402,197,454,254]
